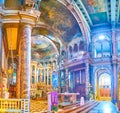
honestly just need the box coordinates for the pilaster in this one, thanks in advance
[0,23,2,98]
[65,68,69,92]
[85,62,90,99]
[112,63,117,103]
[16,57,21,98]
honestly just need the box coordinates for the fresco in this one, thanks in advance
[31,36,57,60]
[90,12,107,25]
[32,28,61,45]
[32,28,51,36]
[81,0,108,25]
[40,0,82,43]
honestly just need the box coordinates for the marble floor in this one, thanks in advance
[89,101,119,113]
[30,100,48,113]
[30,100,119,113]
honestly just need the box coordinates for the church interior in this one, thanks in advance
[0,0,120,112]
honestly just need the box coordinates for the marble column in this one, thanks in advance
[47,68,49,85]
[34,66,37,83]
[112,30,116,55]
[44,69,46,84]
[112,64,117,103]
[20,24,31,99]
[85,62,90,99]
[65,69,69,92]
[111,26,118,103]
[16,57,21,98]
[0,23,2,98]
[50,69,52,85]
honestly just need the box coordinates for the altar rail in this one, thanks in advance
[0,98,29,112]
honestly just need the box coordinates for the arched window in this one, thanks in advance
[99,73,111,88]
[74,44,78,52]
[61,50,66,59]
[69,46,72,53]
[32,65,35,71]
[69,46,73,58]
[93,35,111,58]
[79,41,85,51]
[38,75,40,82]
[38,69,40,82]
[32,76,34,84]
[42,70,44,82]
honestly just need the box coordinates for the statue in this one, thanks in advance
[2,69,9,98]
[34,0,41,10]
[7,66,14,86]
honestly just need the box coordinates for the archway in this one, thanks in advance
[98,73,111,101]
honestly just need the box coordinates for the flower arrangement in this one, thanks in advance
[52,104,58,112]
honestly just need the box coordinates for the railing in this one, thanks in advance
[92,57,111,62]
[0,98,29,112]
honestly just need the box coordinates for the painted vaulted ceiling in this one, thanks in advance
[5,0,120,60]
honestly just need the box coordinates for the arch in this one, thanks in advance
[94,67,111,101]
[92,34,111,58]
[99,73,111,100]
[35,24,65,46]
[33,35,59,56]
[57,0,90,42]
[92,34,110,42]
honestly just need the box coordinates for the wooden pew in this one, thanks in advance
[58,103,80,113]
[68,102,98,113]
[80,102,99,113]
[58,101,95,113]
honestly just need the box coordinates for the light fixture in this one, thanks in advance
[99,35,105,40]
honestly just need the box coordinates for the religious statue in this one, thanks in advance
[2,68,7,78]
[2,68,9,98]
[34,0,41,10]
[7,66,14,86]
[24,0,34,8]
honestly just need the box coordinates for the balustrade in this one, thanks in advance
[0,99,29,112]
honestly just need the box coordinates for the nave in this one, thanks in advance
[30,100,118,113]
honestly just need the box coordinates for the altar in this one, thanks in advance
[59,93,79,104]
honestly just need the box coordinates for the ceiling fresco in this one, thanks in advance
[118,7,120,22]
[32,27,62,45]
[39,0,82,43]
[31,36,57,61]
[81,0,108,25]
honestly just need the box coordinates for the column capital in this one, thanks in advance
[20,24,32,30]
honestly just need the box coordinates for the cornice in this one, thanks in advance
[0,9,40,26]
